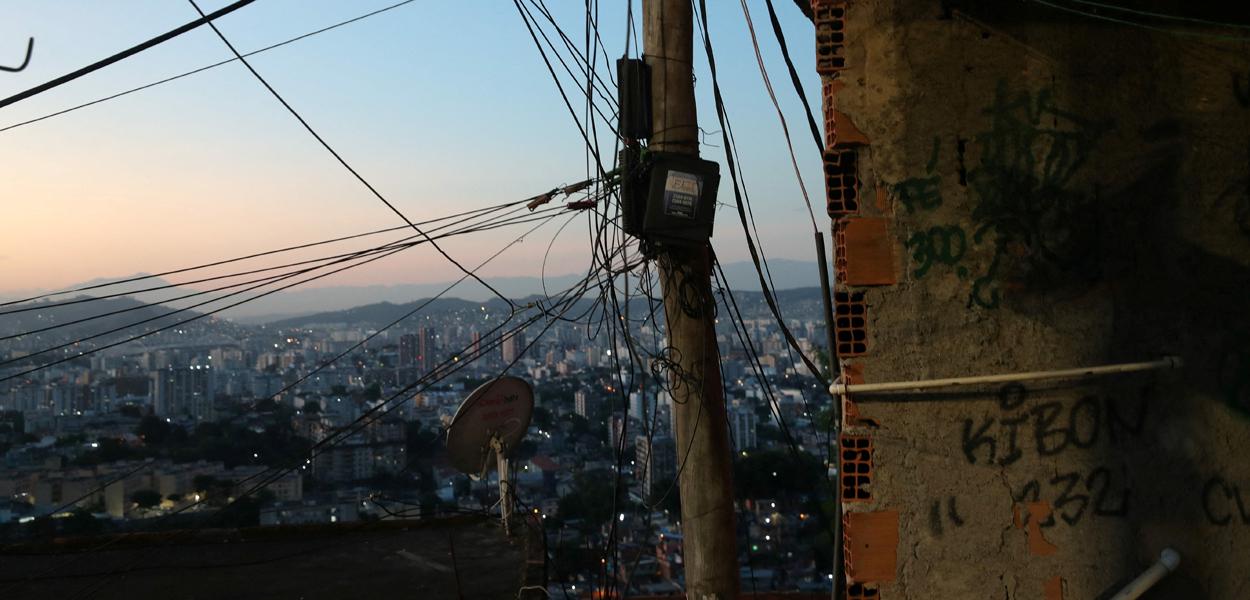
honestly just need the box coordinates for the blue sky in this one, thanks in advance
[0,0,825,294]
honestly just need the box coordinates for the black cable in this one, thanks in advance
[513,0,613,176]
[738,0,819,232]
[693,0,832,396]
[0,0,257,110]
[520,0,621,137]
[0,0,420,134]
[0,198,519,309]
[713,260,841,565]
[762,0,825,154]
[14,210,571,535]
[0,202,533,333]
[0,207,566,383]
[16,253,617,598]
[187,0,515,308]
[525,0,621,112]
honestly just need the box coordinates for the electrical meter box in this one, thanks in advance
[639,152,721,246]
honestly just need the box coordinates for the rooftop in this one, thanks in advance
[0,516,529,600]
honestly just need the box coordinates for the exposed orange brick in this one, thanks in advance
[1045,576,1064,600]
[842,217,897,286]
[842,361,865,385]
[1025,502,1058,556]
[847,582,881,599]
[840,434,873,503]
[834,290,868,357]
[821,79,867,150]
[824,149,860,217]
[875,186,890,213]
[823,80,836,149]
[844,510,899,583]
[813,3,848,76]
[833,219,849,282]
[832,109,871,147]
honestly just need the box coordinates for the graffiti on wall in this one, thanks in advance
[958,384,1145,529]
[960,383,1148,466]
[1204,476,1250,526]
[1014,466,1131,528]
[892,81,1110,308]
[928,496,966,536]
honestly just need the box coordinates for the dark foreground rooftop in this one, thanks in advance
[0,516,528,600]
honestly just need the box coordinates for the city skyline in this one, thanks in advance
[0,0,825,294]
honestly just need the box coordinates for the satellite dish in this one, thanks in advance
[446,376,534,534]
[446,376,534,476]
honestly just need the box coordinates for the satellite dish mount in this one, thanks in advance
[446,376,534,536]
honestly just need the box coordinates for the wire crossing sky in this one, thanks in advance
[0,0,824,296]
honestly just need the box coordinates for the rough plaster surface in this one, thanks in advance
[834,2,1250,598]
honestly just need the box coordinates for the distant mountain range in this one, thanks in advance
[0,259,827,325]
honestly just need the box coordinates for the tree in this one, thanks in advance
[405,422,440,459]
[532,406,554,430]
[63,509,103,536]
[565,413,591,437]
[733,449,823,500]
[131,489,162,509]
[557,470,619,535]
[136,416,171,445]
[254,397,279,412]
[650,480,682,517]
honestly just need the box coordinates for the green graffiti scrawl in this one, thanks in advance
[965,80,1111,309]
[894,137,943,213]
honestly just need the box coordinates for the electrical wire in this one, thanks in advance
[0,208,532,338]
[13,208,573,536]
[1027,0,1250,41]
[11,244,621,598]
[0,197,520,309]
[0,206,573,383]
[0,0,421,134]
[738,0,819,232]
[1064,0,1250,30]
[0,0,257,110]
[692,0,832,396]
[762,0,825,154]
[187,0,515,308]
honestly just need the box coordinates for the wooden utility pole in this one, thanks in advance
[644,1,740,598]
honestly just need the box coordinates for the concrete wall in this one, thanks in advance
[822,1,1250,598]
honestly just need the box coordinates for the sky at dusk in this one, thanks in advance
[0,0,826,296]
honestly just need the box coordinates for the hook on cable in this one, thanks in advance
[0,38,34,73]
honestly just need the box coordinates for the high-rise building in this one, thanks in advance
[150,366,216,421]
[729,402,758,450]
[635,434,676,497]
[417,327,435,372]
[574,388,590,418]
[502,331,526,364]
[608,413,626,451]
[398,334,418,369]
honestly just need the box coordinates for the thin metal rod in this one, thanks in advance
[813,230,844,600]
[830,356,1182,396]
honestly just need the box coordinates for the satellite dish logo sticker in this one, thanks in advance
[663,170,702,219]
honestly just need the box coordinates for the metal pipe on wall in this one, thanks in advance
[829,356,1182,396]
